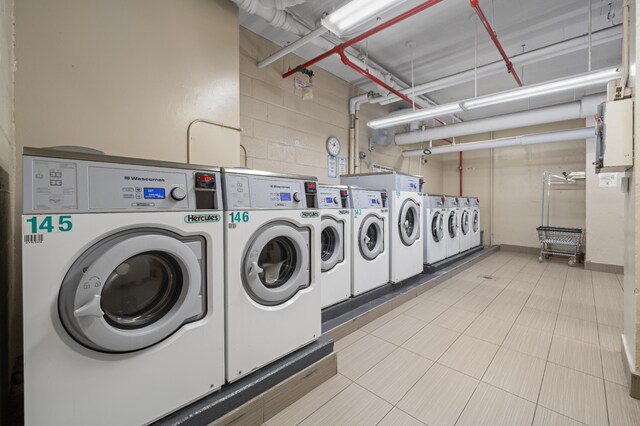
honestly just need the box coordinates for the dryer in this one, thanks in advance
[445,196,460,258]
[349,187,390,295]
[424,195,447,265]
[341,172,423,283]
[318,185,351,308]
[21,148,225,426]
[470,197,481,247]
[222,169,321,382]
[459,197,472,252]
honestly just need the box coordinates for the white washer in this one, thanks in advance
[222,169,321,383]
[470,197,481,247]
[349,187,390,295]
[21,148,225,426]
[318,185,352,308]
[445,196,460,258]
[341,172,423,283]
[423,195,447,265]
[459,197,472,252]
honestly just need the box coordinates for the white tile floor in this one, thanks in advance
[265,251,640,426]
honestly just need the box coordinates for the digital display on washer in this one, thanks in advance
[144,188,166,199]
[280,193,291,201]
[325,197,334,203]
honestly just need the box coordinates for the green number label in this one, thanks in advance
[354,209,362,215]
[229,211,250,223]
[25,215,73,234]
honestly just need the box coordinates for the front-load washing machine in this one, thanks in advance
[349,187,390,295]
[318,185,351,309]
[459,197,472,252]
[341,172,423,283]
[445,196,460,258]
[21,148,225,426]
[470,197,481,247]
[424,195,447,265]
[222,169,321,382]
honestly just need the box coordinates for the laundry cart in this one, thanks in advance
[537,171,585,266]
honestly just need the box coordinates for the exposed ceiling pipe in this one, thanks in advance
[258,27,328,69]
[395,93,605,144]
[402,127,595,157]
[470,0,523,86]
[351,25,620,111]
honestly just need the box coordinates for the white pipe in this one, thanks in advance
[395,93,605,144]
[364,25,621,107]
[402,128,595,157]
[258,26,328,68]
[620,0,630,91]
[233,0,309,34]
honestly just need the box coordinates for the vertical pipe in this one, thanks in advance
[459,152,463,196]
[588,0,592,71]
[354,111,360,173]
[490,143,494,246]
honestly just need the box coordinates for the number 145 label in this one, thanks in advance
[24,215,73,234]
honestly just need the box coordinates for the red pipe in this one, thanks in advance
[470,0,522,87]
[282,0,445,79]
[459,152,463,196]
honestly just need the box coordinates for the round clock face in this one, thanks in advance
[326,136,341,156]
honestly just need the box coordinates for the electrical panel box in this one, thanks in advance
[596,99,634,173]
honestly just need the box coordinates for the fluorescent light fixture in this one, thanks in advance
[367,104,463,129]
[463,67,621,109]
[321,0,409,36]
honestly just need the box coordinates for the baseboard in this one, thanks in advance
[621,334,640,400]
[584,261,624,274]
[499,244,539,255]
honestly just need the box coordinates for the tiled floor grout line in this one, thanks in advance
[290,373,355,426]
[447,256,534,425]
[590,270,612,426]
[532,263,575,425]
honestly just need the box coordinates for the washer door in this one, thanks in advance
[431,211,444,242]
[473,210,479,232]
[359,214,385,260]
[321,217,344,272]
[448,211,458,238]
[399,199,420,246]
[59,230,206,353]
[242,221,310,306]
[461,210,470,235]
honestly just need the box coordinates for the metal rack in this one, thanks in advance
[537,171,585,266]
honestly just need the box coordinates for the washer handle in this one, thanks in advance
[74,295,104,318]
[249,261,264,278]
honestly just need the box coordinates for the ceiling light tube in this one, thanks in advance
[367,103,463,129]
[462,67,621,109]
[321,0,410,36]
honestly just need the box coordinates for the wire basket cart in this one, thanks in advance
[537,171,585,266]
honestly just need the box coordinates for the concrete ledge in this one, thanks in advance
[621,334,640,400]
[584,260,624,274]
[156,336,334,425]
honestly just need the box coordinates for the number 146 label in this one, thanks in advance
[24,215,73,234]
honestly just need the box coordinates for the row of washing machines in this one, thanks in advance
[20,149,426,426]
[424,195,481,265]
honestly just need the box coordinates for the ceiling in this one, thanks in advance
[239,0,623,121]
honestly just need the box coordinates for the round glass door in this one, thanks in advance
[59,230,206,353]
[359,214,384,260]
[448,212,458,238]
[320,217,344,272]
[461,211,470,235]
[243,222,310,305]
[399,199,420,246]
[431,211,444,242]
[473,210,479,232]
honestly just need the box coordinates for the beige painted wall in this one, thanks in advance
[11,0,240,360]
[585,116,625,267]
[0,0,14,416]
[436,120,587,249]
[239,28,443,187]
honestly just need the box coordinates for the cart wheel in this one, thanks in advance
[568,258,576,267]
[538,256,543,263]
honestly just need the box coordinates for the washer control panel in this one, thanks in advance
[445,197,459,208]
[350,188,387,209]
[23,155,222,213]
[223,173,318,210]
[318,186,350,209]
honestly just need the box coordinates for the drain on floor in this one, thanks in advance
[478,274,494,280]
